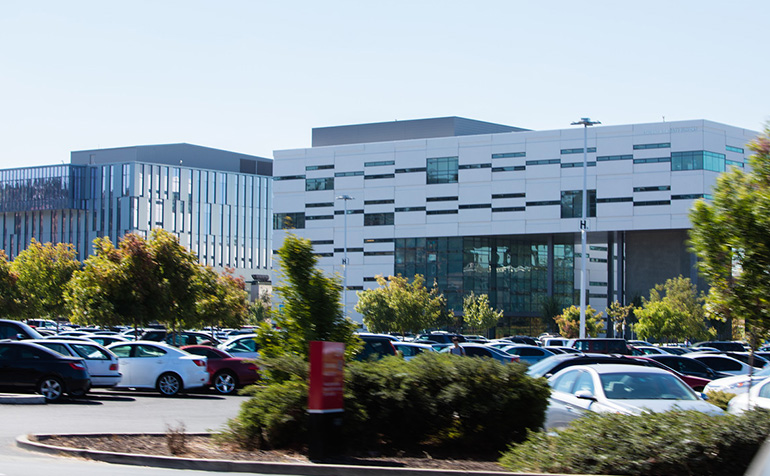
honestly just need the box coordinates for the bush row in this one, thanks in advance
[221,352,550,455]
[499,408,770,476]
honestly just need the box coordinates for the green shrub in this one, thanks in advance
[499,409,770,476]
[705,390,737,411]
[222,352,550,455]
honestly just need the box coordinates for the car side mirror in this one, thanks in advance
[575,390,597,401]
[700,392,709,400]
[16,333,27,340]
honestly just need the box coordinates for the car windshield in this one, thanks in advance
[600,372,696,400]
[527,354,571,378]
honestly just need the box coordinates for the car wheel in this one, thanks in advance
[38,376,64,402]
[156,372,182,396]
[213,371,238,395]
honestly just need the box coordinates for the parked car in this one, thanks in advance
[500,336,540,346]
[688,352,754,376]
[31,339,121,388]
[498,344,554,365]
[355,334,397,360]
[632,346,673,355]
[546,346,581,354]
[106,341,209,396]
[569,338,632,355]
[142,330,221,347]
[218,334,260,359]
[542,338,568,347]
[180,345,259,395]
[727,377,770,414]
[704,365,770,395]
[692,341,747,352]
[84,334,130,347]
[438,343,520,364]
[393,342,435,361]
[645,354,729,380]
[528,353,635,379]
[413,332,465,344]
[626,356,712,392]
[0,340,91,402]
[725,352,769,369]
[544,364,723,429]
[0,319,43,341]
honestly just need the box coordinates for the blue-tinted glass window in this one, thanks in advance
[305,177,334,191]
[561,190,596,218]
[427,157,458,184]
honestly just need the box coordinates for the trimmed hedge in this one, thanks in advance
[499,409,770,476]
[222,352,550,455]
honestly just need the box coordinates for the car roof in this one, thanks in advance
[554,363,670,376]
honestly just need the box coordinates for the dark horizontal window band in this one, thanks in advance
[312,240,334,245]
[672,194,710,200]
[492,152,526,159]
[274,175,305,181]
[596,197,633,203]
[334,248,364,253]
[459,204,492,209]
[315,252,334,257]
[364,174,395,180]
[492,166,526,172]
[526,200,561,206]
[395,168,427,174]
[634,200,671,206]
[492,193,525,199]
[726,145,744,153]
[597,154,633,162]
[634,186,670,192]
[526,159,560,166]
[306,202,334,208]
[458,163,492,170]
[492,207,525,212]
[364,251,395,256]
[334,209,364,215]
[395,207,426,212]
[306,215,333,220]
[560,147,596,154]
[306,164,334,171]
[634,157,671,164]
[633,143,671,150]
[335,171,363,177]
[427,196,457,202]
[364,199,394,205]
[365,160,395,167]
[364,238,394,243]
[345,285,364,291]
[426,210,458,215]
[561,162,596,168]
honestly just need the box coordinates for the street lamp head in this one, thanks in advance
[571,118,601,127]
[336,194,353,200]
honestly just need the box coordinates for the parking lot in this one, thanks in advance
[1,389,248,476]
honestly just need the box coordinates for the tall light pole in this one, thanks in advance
[570,118,600,338]
[336,194,353,317]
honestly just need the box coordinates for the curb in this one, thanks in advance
[16,433,591,476]
[0,393,45,404]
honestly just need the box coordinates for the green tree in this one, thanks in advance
[554,305,602,338]
[256,233,359,359]
[539,295,563,334]
[355,274,446,336]
[605,301,634,338]
[462,292,502,336]
[195,266,249,333]
[634,276,713,343]
[12,239,80,321]
[0,251,20,318]
[247,291,272,325]
[690,126,770,342]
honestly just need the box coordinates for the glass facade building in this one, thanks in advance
[0,144,273,280]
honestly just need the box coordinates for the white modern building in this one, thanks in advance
[273,117,756,333]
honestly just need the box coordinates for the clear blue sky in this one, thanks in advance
[2,0,768,168]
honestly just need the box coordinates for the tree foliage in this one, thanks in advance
[605,300,634,337]
[462,292,502,336]
[11,239,80,320]
[355,274,446,335]
[633,276,714,342]
[554,305,602,338]
[0,251,20,318]
[196,267,249,331]
[690,126,770,342]
[256,233,359,360]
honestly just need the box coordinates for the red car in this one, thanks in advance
[628,356,711,392]
[180,345,259,395]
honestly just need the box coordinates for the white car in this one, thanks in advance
[107,341,209,396]
[218,334,260,359]
[32,339,121,388]
[545,364,723,429]
[705,365,770,395]
[728,377,770,414]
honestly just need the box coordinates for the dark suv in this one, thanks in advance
[414,333,466,344]
[569,338,631,355]
[0,319,43,341]
[356,334,397,360]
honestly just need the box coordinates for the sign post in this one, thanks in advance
[307,341,345,460]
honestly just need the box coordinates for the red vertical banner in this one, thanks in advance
[308,341,345,413]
